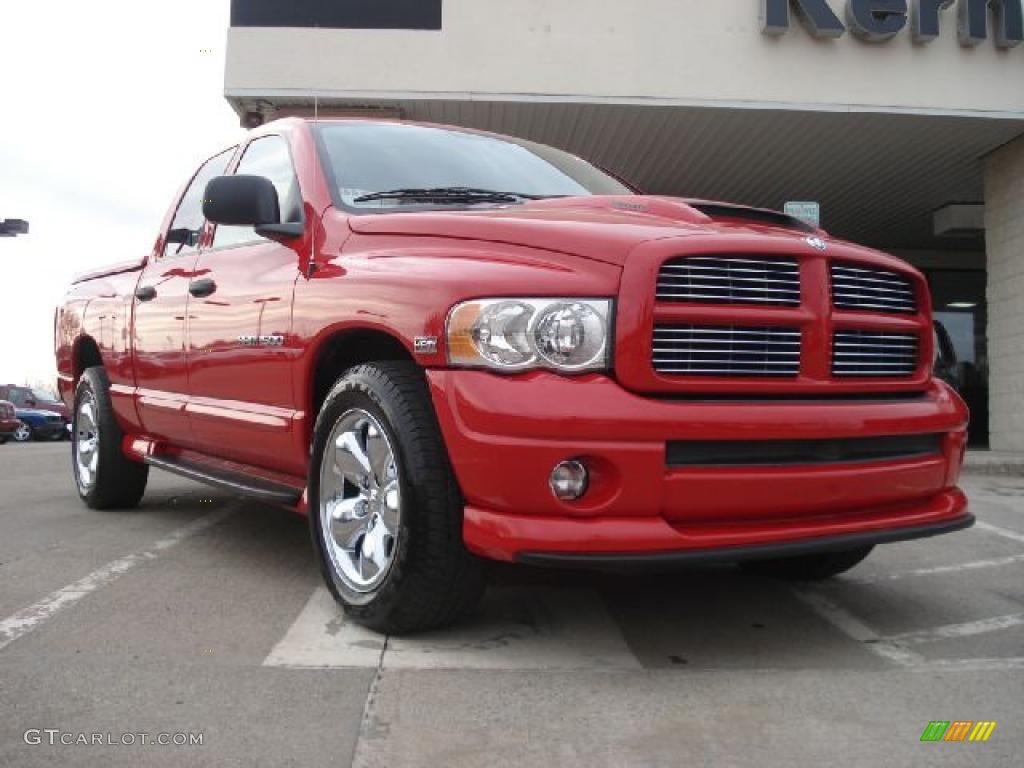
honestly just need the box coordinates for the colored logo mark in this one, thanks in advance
[920,721,997,742]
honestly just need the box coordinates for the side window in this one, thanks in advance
[163,149,235,258]
[212,136,302,250]
[8,388,29,406]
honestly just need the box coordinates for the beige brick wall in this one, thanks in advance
[985,135,1024,453]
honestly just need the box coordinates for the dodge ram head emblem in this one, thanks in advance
[805,236,827,252]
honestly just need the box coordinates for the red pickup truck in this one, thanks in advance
[56,118,971,633]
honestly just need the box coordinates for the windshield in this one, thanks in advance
[314,122,632,211]
[31,389,59,403]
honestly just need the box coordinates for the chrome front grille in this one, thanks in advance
[644,254,925,385]
[831,263,917,314]
[653,325,801,378]
[832,331,920,378]
[657,256,800,306]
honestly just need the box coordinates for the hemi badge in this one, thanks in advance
[414,336,439,355]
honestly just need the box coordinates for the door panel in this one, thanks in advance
[132,255,201,443]
[185,242,302,472]
[133,148,235,445]
[183,133,306,473]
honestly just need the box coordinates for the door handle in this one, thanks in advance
[189,278,217,298]
[135,285,157,302]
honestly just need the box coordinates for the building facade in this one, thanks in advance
[224,0,1024,450]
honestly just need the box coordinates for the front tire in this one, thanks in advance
[309,361,486,634]
[73,367,149,509]
[739,546,874,581]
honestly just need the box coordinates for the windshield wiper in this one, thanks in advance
[352,187,551,204]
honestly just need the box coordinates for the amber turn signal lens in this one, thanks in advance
[447,301,484,364]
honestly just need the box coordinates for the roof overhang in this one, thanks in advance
[223,0,1024,251]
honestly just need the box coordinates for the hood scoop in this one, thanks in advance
[682,200,817,234]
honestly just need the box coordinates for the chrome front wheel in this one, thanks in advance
[310,362,485,634]
[319,408,402,594]
[13,423,32,442]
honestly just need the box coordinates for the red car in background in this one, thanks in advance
[0,400,21,444]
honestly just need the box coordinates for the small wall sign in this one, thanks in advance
[785,201,822,229]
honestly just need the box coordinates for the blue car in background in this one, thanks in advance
[12,408,67,442]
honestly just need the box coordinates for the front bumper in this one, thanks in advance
[427,371,971,564]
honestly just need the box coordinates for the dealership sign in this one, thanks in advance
[761,0,1023,46]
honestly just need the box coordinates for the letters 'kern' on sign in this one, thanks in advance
[761,0,1023,48]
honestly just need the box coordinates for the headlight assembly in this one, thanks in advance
[447,298,613,373]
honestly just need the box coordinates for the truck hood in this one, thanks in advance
[346,195,832,267]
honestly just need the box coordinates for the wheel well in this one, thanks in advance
[311,330,416,418]
[74,336,103,383]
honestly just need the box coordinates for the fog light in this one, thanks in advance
[550,460,589,501]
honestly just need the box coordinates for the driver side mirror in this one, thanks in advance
[203,175,303,243]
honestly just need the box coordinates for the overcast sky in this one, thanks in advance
[0,1,245,387]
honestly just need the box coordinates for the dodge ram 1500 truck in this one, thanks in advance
[56,118,972,634]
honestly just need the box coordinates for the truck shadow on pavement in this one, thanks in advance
[125,484,1024,674]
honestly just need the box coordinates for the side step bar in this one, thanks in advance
[144,455,302,506]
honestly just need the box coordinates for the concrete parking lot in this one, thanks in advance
[0,442,1022,767]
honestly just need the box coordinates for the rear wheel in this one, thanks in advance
[73,367,149,509]
[309,361,486,634]
[13,423,32,442]
[739,546,874,581]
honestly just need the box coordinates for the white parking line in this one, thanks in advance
[0,507,235,652]
[975,521,1024,545]
[884,613,1024,646]
[915,657,1024,672]
[794,588,1024,671]
[264,586,642,670]
[848,553,1024,584]
[264,588,384,668]
[789,587,923,666]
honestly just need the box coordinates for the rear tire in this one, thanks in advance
[73,367,149,510]
[13,423,32,442]
[738,546,874,581]
[309,361,486,635]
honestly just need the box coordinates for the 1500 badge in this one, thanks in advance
[238,335,285,347]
